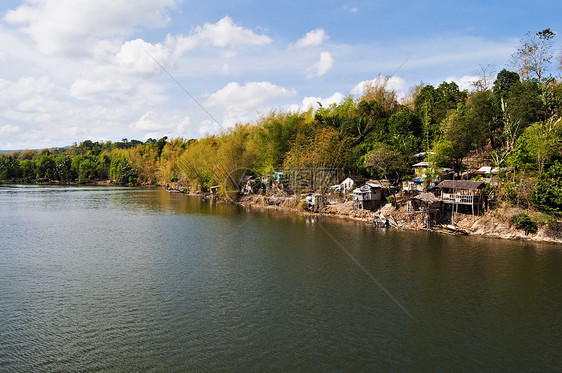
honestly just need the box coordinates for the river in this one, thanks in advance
[0,184,560,371]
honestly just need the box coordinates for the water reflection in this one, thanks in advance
[0,185,561,371]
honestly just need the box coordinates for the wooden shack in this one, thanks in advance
[408,192,442,228]
[305,193,326,212]
[436,179,485,218]
[411,192,441,211]
[352,181,383,210]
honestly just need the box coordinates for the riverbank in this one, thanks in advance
[6,180,559,244]
[232,193,562,244]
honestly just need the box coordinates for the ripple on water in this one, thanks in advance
[0,186,561,371]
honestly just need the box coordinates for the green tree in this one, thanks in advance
[54,155,75,182]
[35,155,56,180]
[431,108,477,174]
[532,161,562,212]
[19,160,35,182]
[493,69,521,102]
[78,158,97,183]
[364,143,407,185]
[0,155,20,181]
[463,90,496,148]
[434,81,468,122]
[414,85,438,150]
[510,119,562,172]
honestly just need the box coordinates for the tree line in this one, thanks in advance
[1,29,561,214]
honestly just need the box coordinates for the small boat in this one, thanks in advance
[373,211,388,227]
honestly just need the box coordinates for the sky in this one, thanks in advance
[0,0,560,150]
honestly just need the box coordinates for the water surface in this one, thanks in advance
[0,185,560,371]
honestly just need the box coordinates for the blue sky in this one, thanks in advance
[0,0,560,149]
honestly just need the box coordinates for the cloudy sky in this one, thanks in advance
[0,0,560,149]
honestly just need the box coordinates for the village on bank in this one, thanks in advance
[200,151,512,237]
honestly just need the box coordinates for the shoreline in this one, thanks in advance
[231,193,562,245]
[3,181,560,244]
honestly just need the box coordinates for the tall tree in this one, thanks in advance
[432,108,476,173]
[414,85,438,151]
[464,90,496,148]
[493,69,521,102]
[512,28,556,81]
[471,64,496,91]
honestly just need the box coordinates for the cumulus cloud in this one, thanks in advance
[207,81,297,125]
[351,76,408,96]
[132,112,191,140]
[291,29,327,49]
[0,76,66,122]
[171,16,272,55]
[4,0,177,56]
[307,52,334,78]
[207,81,296,110]
[131,111,176,132]
[287,92,345,112]
[115,39,170,74]
[445,75,480,92]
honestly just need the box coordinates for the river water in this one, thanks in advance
[0,184,560,371]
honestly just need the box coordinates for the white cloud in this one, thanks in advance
[116,39,170,74]
[307,52,334,78]
[0,76,66,122]
[130,111,195,140]
[287,92,345,112]
[171,16,272,55]
[198,119,223,137]
[343,5,359,13]
[0,124,20,135]
[445,75,480,92]
[207,81,297,110]
[0,0,525,150]
[291,29,327,49]
[207,81,297,125]
[351,76,408,96]
[70,78,133,99]
[4,0,177,56]
[131,111,175,132]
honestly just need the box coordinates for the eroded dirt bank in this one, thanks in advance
[235,194,562,244]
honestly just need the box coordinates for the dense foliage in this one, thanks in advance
[1,29,561,215]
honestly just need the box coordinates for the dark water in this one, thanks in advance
[0,185,560,372]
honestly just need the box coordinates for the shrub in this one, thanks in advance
[512,213,538,234]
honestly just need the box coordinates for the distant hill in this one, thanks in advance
[1,146,70,154]
[1,149,37,153]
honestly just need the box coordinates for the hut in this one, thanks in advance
[436,179,485,218]
[411,192,441,211]
[340,176,366,192]
[352,181,383,210]
[408,192,442,228]
[305,193,326,212]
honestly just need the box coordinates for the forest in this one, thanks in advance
[1,29,562,215]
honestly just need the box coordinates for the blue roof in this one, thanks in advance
[413,177,424,183]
